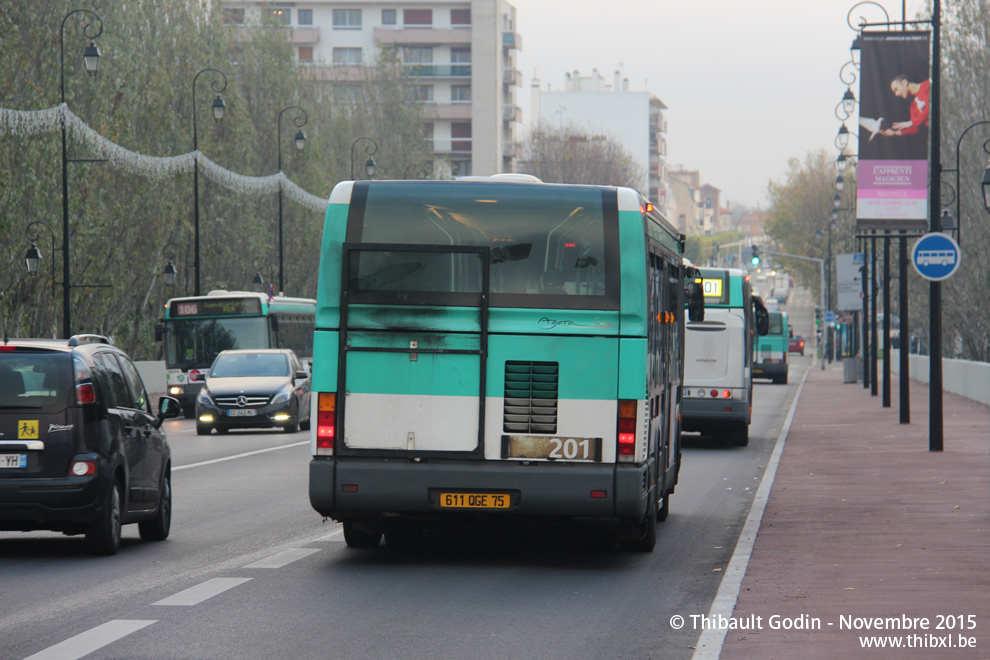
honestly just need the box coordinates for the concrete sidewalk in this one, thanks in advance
[719,364,990,659]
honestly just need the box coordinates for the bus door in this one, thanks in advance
[336,243,489,457]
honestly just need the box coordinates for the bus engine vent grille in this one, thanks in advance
[503,361,558,434]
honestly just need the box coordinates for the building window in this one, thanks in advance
[298,46,314,62]
[402,46,433,64]
[333,9,362,28]
[705,197,712,209]
[451,9,471,25]
[222,8,245,24]
[298,9,313,25]
[269,8,290,25]
[333,48,363,65]
[382,9,397,25]
[451,47,471,64]
[452,122,472,152]
[452,160,472,177]
[412,85,433,101]
[404,9,432,26]
[451,85,471,102]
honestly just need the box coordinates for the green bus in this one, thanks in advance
[682,268,768,447]
[157,291,316,418]
[753,310,789,384]
[308,175,702,552]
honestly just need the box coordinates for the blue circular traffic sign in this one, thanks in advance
[912,233,961,281]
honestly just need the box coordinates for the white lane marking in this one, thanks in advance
[23,620,157,660]
[152,577,252,606]
[243,547,320,569]
[173,441,308,471]
[691,367,809,660]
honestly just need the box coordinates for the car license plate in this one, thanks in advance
[228,409,257,417]
[438,492,510,509]
[0,454,27,469]
[503,435,602,461]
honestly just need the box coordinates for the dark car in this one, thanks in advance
[195,349,311,435]
[789,333,805,356]
[0,335,180,555]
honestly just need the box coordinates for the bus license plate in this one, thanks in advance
[438,493,510,509]
[228,409,257,417]
[0,454,27,468]
[505,436,602,462]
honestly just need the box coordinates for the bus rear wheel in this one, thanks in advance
[343,521,382,548]
[623,494,657,552]
[730,423,749,447]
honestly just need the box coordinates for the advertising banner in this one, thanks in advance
[855,31,931,231]
[836,253,865,311]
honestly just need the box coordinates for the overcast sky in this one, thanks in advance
[510,0,927,210]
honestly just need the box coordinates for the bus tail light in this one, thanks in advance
[316,393,336,455]
[617,399,637,460]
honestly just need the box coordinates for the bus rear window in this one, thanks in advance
[347,182,618,309]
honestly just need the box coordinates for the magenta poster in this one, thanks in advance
[855,31,931,231]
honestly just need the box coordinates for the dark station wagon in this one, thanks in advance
[0,335,180,555]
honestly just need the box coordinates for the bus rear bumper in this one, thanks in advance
[681,398,750,429]
[309,457,650,524]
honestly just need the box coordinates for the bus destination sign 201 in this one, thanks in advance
[172,298,263,317]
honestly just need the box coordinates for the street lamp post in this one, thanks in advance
[350,137,378,180]
[162,242,189,296]
[403,161,432,180]
[58,9,103,338]
[191,68,228,297]
[24,222,58,302]
[275,106,307,296]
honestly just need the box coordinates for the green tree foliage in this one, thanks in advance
[0,0,431,358]
[518,122,644,191]
[937,0,990,361]
[764,150,856,306]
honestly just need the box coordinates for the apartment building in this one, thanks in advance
[220,0,523,176]
[668,169,723,236]
[529,68,669,207]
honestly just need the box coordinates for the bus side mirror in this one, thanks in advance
[687,279,705,322]
[154,320,165,342]
[755,308,770,336]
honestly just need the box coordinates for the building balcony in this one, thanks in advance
[402,64,472,78]
[502,67,523,87]
[503,141,522,159]
[502,104,522,123]
[374,26,471,46]
[423,103,473,120]
[290,27,319,44]
[429,137,472,154]
[502,31,523,50]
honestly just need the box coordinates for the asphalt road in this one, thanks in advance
[1,299,814,659]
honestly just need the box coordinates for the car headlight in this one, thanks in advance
[271,390,291,405]
[197,389,213,405]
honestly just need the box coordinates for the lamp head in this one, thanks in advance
[294,129,306,151]
[83,41,101,75]
[163,260,178,287]
[212,94,226,122]
[252,271,265,292]
[365,157,376,178]
[841,87,856,116]
[982,164,990,214]
[25,243,42,274]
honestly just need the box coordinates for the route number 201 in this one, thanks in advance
[549,437,592,460]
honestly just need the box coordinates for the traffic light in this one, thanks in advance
[815,307,823,325]
[750,246,761,266]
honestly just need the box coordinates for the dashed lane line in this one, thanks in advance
[243,547,321,569]
[172,441,309,471]
[23,620,157,660]
[152,577,252,606]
